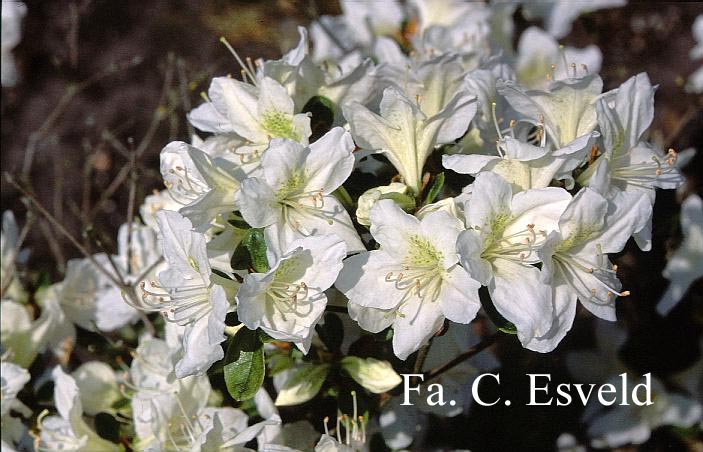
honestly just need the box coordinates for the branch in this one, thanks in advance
[4,173,124,289]
[423,333,499,383]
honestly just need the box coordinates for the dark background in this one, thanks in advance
[1,1,702,450]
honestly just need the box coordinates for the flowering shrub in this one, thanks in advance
[2,1,702,450]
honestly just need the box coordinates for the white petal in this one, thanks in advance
[439,266,482,323]
[175,315,225,378]
[237,177,280,228]
[335,251,403,310]
[524,284,577,353]
[489,260,553,345]
[304,127,355,194]
[392,298,444,360]
[370,199,420,259]
[464,172,512,230]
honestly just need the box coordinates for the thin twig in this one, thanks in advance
[303,0,350,54]
[412,342,432,386]
[134,53,175,158]
[126,146,138,274]
[424,333,499,383]
[5,173,124,289]
[176,57,194,139]
[37,219,67,275]
[88,164,131,218]
[21,57,143,180]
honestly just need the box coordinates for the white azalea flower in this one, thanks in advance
[70,361,121,416]
[254,387,320,450]
[1,290,74,367]
[344,81,477,194]
[375,53,474,120]
[237,234,346,352]
[261,27,378,125]
[139,210,231,377]
[0,361,29,418]
[160,140,241,232]
[497,75,602,160]
[336,200,482,360]
[444,135,583,192]
[409,1,492,59]
[536,188,651,351]
[585,375,702,449]
[456,172,571,350]
[47,241,146,337]
[188,75,311,173]
[687,15,703,93]
[564,322,703,448]
[139,189,182,231]
[236,127,364,256]
[516,26,602,90]
[129,333,277,451]
[579,73,684,207]
[657,194,703,315]
[410,0,483,32]
[521,0,626,39]
[38,366,120,451]
[338,0,403,49]
[1,361,30,451]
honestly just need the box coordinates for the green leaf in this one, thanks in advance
[268,353,296,376]
[382,192,416,211]
[231,228,270,273]
[424,172,445,205]
[303,95,336,141]
[258,330,276,343]
[110,397,131,411]
[274,363,330,406]
[223,328,265,401]
[497,323,518,335]
[244,228,269,273]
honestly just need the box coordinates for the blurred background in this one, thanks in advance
[1,1,702,450]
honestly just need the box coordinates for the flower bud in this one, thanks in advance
[341,356,402,393]
[355,183,414,226]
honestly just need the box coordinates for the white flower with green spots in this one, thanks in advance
[578,73,683,250]
[38,367,120,451]
[236,127,364,257]
[536,187,652,351]
[188,75,311,174]
[336,200,481,360]
[456,172,571,351]
[498,74,602,161]
[236,234,346,353]
[344,59,478,195]
[139,210,232,378]
[160,140,242,232]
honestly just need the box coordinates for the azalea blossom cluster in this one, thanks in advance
[2,1,702,451]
